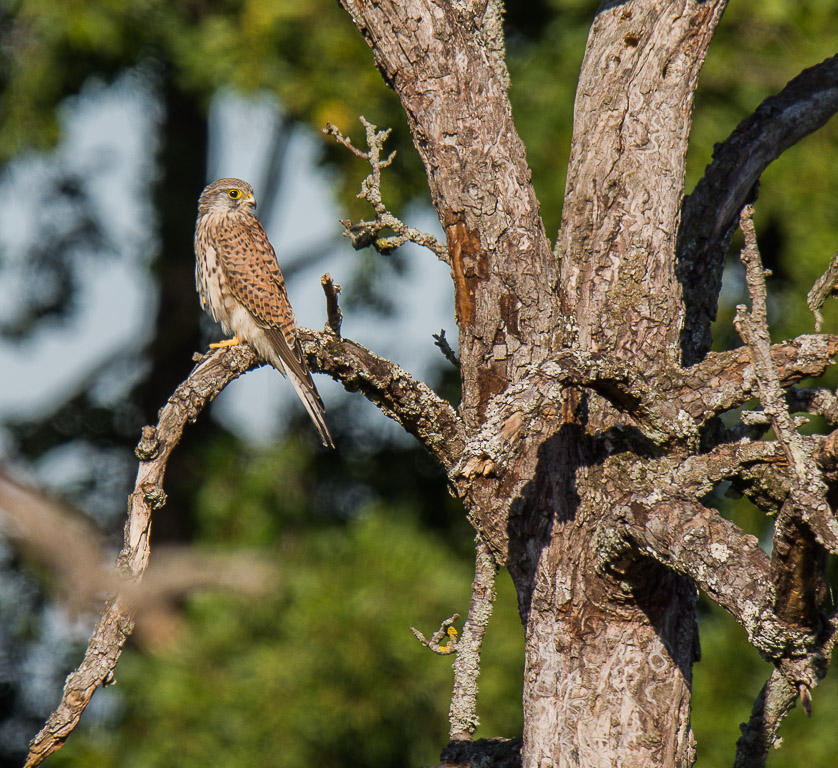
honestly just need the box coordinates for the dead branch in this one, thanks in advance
[298,329,466,470]
[23,317,466,764]
[448,535,498,741]
[433,329,460,369]
[679,54,838,360]
[807,251,838,332]
[411,614,460,655]
[607,500,809,660]
[735,619,838,768]
[734,206,838,553]
[732,205,833,734]
[323,118,449,263]
[25,343,259,767]
[655,439,789,501]
[320,272,343,336]
[672,334,838,425]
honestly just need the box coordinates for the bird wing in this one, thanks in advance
[215,216,323,406]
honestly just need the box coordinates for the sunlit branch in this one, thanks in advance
[323,118,449,263]
[299,329,466,470]
[25,344,259,767]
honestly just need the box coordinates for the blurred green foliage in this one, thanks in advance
[50,442,524,768]
[3,0,838,766]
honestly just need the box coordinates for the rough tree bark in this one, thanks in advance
[332,1,838,766]
[26,2,838,767]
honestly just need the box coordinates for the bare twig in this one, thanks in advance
[323,118,449,264]
[320,272,343,336]
[449,536,498,741]
[24,344,260,767]
[807,251,838,331]
[734,205,838,552]
[433,329,460,368]
[411,614,460,655]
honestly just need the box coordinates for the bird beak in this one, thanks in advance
[244,194,257,209]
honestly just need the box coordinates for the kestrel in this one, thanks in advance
[194,178,334,448]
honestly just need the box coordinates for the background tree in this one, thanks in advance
[3,1,838,767]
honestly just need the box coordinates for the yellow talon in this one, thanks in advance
[209,336,243,349]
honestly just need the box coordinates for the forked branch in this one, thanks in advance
[26,327,463,765]
[323,118,449,263]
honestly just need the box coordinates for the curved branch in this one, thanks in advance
[26,329,460,764]
[298,329,466,470]
[604,500,812,660]
[678,55,838,361]
[25,345,257,767]
[540,353,698,446]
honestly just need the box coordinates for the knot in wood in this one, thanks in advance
[134,426,159,461]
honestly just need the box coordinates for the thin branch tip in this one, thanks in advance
[411,614,460,655]
[320,272,343,336]
[433,329,460,368]
[325,117,448,263]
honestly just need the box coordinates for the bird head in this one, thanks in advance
[198,178,257,216]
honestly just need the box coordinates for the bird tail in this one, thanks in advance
[286,370,335,449]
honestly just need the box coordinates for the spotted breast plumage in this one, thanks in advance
[194,177,334,448]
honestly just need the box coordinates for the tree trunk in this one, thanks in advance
[334,0,735,764]
[335,1,726,764]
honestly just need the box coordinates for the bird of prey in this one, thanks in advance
[194,177,334,448]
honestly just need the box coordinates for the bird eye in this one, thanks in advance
[228,189,242,200]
